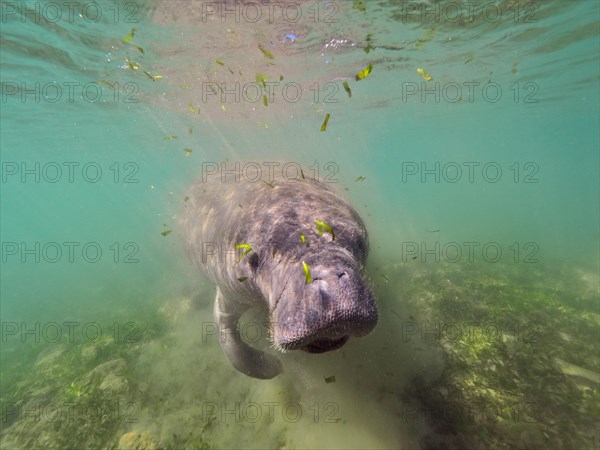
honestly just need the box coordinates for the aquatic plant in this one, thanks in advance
[385,261,600,449]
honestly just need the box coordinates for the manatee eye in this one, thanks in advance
[248,253,259,273]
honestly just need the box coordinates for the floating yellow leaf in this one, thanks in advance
[342,80,352,98]
[315,220,335,240]
[355,176,366,182]
[143,71,162,81]
[262,180,275,189]
[324,375,336,383]
[161,230,172,237]
[125,57,140,70]
[302,261,312,284]
[123,28,136,43]
[256,73,267,88]
[417,68,432,81]
[97,80,116,89]
[353,1,365,12]
[355,64,373,81]
[363,33,374,53]
[258,44,274,59]
[320,113,331,132]
[184,148,192,156]
[237,276,248,282]
[235,243,253,263]
[163,135,177,140]
[416,29,435,48]
[122,28,144,53]
[263,94,268,107]
[299,233,306,245]
[215,59,233,74]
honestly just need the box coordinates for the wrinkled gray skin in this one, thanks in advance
[179,166,377,379]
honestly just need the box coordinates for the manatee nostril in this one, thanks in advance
[248,253,259,273]
[337,272,348,279]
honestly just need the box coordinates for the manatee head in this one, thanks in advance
[266,246,377,354]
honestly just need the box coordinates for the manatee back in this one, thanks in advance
[179,165,369,283]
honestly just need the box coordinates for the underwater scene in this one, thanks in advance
[1,0,599,449]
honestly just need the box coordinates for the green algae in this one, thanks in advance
[0,312,176,450]
[380,261,600,449]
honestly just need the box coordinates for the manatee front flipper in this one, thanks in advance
[214,288,282,379]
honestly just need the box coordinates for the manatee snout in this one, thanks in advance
[272,263,377,353]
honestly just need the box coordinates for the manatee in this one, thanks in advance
[179,163,377,379]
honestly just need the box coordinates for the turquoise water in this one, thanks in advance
[1,1,599,449]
